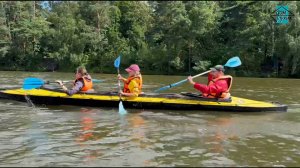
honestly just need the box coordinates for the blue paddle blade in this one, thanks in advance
[23,78,45,90]
[118,101,127,115]
[224,56,242,67]
[24,77,44,84]
[114,55,121,68]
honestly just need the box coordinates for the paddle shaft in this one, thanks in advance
[47,79,103,84]
[170,70,212,88]
[155,56,241,92]
[190,70,212,80]
[47,81,73,84]
[117,69,123,100]
[114,55,127,114]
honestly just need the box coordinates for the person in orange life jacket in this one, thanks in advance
[56,66,93,96]
[187,65,233,99]
[118,64,143,97]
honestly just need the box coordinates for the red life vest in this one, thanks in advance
[74,76,93,91]
[202,75,233,99]
[123,76,143,94]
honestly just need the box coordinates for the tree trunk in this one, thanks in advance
[291,19,299,75]
[189,44,191,75]
[24,42,26,54]
[97,11,102,72]
[33,1,36,58]
[97,11,100,33]
[3,2,12,41]
[271,22,275,58]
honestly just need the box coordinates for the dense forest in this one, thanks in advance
[0,1,299,77]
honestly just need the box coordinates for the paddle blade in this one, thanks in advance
[224,56,242,67]
[23,78,45,90]
[118,101,127,115]
[114,55,121,68]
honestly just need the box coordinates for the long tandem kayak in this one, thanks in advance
[0,88,287,112]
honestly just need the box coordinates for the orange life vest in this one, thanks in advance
[74,76,93,91]
[123,76,143,94]
[203,75,233,99]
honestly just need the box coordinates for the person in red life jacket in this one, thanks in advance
[187,65,233,99]
[56,66,93,96]
[118,64,143,97]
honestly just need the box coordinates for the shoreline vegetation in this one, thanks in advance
[0,69,290,79]
[0,1,299,78]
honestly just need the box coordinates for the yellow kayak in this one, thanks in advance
[0,88,287,112]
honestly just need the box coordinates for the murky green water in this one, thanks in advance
[0,71,299,167]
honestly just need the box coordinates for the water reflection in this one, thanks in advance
[116,112,156,167]
[206,116,239,153]
[1,71,300,166]
[76,108,95,143]
[75,108,102,163]
[128,113,147,149]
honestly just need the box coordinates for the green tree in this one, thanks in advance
[0,2,11,60]
[115,1,153,67]
[185,1,221,73]
[149,1,190,74]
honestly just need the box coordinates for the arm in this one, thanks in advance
[66,80,84,96]
[187,73,212,85]
[193,83,210,94]
[56,80,68,92]
[121,92,138,97]
[194,80,228,95]
[187,75,210,94]
[118,74,128,83]
[207,72,213,83]
[187,76,196,85]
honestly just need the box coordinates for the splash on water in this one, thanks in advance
[24,94,35,108]
[119,101,127,115]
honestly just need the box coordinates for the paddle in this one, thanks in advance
[22,77,105,90]
[114,55,127,115]
[154,56,242,92]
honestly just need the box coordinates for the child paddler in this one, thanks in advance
[118,64,143,97]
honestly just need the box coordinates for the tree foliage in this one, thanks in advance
[0,1,299,77]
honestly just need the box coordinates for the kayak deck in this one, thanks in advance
[0,88,288,112]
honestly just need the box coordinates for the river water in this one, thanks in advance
[0,71,299,167]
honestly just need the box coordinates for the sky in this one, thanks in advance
[40,1,51,11]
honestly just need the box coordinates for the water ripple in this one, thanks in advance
[1,73,300,166]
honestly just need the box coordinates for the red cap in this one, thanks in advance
[125,64,140,72]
